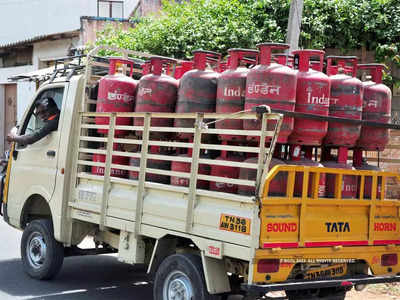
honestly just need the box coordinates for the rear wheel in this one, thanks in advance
[21,219,64,280]
[153,253,220,300]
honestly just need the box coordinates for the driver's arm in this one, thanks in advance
[8,117,59,146]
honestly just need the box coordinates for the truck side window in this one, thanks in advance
[20,87,64,136]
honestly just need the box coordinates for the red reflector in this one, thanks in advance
[257,259,280,273]
[341,281,353,286]
[381,254,398,266]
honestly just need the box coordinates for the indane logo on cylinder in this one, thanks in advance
[138,87,152,97]
[108,91,134,103]
[224,87,245,97]
[307,92,329,106]
[247,82,281,96]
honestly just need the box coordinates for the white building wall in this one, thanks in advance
[0,84,4,154]
[124,0,140,17]
[0,0,97,47]
[17,82,36,122]
[0,66,35,84]
[0,65,36,122]
[0,37,79,120]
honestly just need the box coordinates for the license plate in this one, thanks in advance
[304,264,347,280]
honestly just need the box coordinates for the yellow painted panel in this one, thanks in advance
[260,205,299,246]
[304,205,369,242]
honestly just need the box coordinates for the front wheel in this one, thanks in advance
[153,253,220,300]
[21,219,64,280]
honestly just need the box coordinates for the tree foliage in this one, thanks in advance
[300,0,400,50]
[95,0,400,84]
[97,0,272,58]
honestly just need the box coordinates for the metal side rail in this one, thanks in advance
[241,275,400,294]
[270,108,400,130]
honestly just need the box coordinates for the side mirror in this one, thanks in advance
[10,126,18,135]
[8,127,19,160]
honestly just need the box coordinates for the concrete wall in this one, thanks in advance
[139,0,162,17]
[80,17,134,45]
[325,48,376,63]
[32,37,80,69]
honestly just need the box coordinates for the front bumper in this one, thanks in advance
[242,275,400,295]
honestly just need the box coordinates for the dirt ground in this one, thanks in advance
[346,283,400,299]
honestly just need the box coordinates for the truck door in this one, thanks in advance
[6,84,67,218]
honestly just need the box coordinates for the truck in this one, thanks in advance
[1,46,400,300]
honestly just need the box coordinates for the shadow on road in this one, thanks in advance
[0,255,153,299]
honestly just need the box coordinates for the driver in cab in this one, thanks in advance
[7,97,60,146]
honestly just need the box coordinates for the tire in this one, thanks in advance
[21,219,64,280]
[153,253,220,300]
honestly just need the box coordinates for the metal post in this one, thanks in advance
[258,114,283,198]
[185,113,203,233]
[100,113,116,231]
[135,113,151,236]
[286,0,304,53]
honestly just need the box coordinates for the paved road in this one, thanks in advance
[0,218,153,300]
[1,218,380,300]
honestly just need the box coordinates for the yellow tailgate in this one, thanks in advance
[260,165,400,249]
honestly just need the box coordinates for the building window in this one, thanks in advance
[98,0,124,18]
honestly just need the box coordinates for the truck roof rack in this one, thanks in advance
[8,53,145,84]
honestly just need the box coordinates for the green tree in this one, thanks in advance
[97,0,274,59]
[95,0,400,84]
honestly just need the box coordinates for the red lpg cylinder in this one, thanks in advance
[353,149,382,199]
[289,50,330,146]
[287,146,326,197]
[309,59,324,72]
[273,54,294,68]
[92,144,129,178]
[356,64,391,151]
[142,61,151,75]
[134,57,179,138]
[217,59,228,73]
[170,149,211,189]
[209,150,245,194]
[244,43,297,144]
[356,162,382,199]
[321,147,357,199]
[128,147,171,184]
[174,50,221,139]
[238,157,287,196]
[174,61,193,79]
[290,160,326,197]
[324,56,363,147]
[96,58,137,136]
[322,163,357,199]
[216,48,259,142]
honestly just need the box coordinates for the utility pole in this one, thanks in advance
[286,0,304,52]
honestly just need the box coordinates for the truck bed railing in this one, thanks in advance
[72,111,283,232]
[263,165,400,201]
